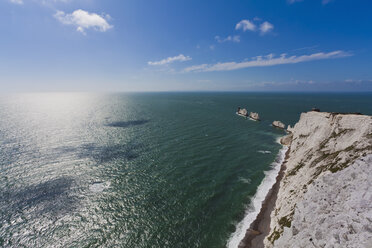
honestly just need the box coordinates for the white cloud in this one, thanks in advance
[184,50,351,72]
[148,54,191,66]
[54,9,113,34]
[235,20,256,32]
[9,0,23,4]
[236,19,274,35]
[259,21,274,35]
[215,35,240,43]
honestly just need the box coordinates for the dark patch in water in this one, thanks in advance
[48,142,143,164]
[78,142,142,163]
[1,177,78,218]
[106,120,150,128]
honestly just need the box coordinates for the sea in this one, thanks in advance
[1,92,371,248]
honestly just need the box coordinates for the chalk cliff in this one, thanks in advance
[264,111,372,248]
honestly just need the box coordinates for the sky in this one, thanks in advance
[1,0,372,92]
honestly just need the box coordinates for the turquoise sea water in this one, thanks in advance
[1,92,371,248]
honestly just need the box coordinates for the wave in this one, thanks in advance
[89,181,111,193]
[226,145,288,248]
[238,177,252,185]
[257,150,271,154]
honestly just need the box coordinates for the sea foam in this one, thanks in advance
[257,150,271,154]
[227,145,288,248]
[89,181,111,193]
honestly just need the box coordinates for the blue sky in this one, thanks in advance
[1,0,372,92]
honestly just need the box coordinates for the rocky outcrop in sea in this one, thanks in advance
[249,112,260,121]
[237,108,248,117]
[272,121,285,129]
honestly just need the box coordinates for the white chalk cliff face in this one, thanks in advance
[275,155,372,248]
[264,112,372,248]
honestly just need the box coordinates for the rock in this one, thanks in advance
[280,133,293,146]
[249,229,261,235]
[249,112,260,121]
[273,120,286,129]
[287,125,294,133]
[237,107,248,117]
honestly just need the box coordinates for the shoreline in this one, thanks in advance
[238,146,291,248]
[227,142,288,248]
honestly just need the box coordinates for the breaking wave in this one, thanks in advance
[227,145,288,248]
[257,150,271,154]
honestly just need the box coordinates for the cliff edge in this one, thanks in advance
[264,111,372,248]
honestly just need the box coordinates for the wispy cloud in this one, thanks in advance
[259,21,274,35]
[292,45,319,52]
[344,79,372,83]
[235,20,256,31]
[244,79,372,92]
[10,0,75,6]
[184,50,351,72]
[9,0,23,4]
[54,9,113,34]
[287,0,303,4]
[288,0,333,4]
[215,35,240,43]
[148,54,191,66]
[184,64,209,72]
